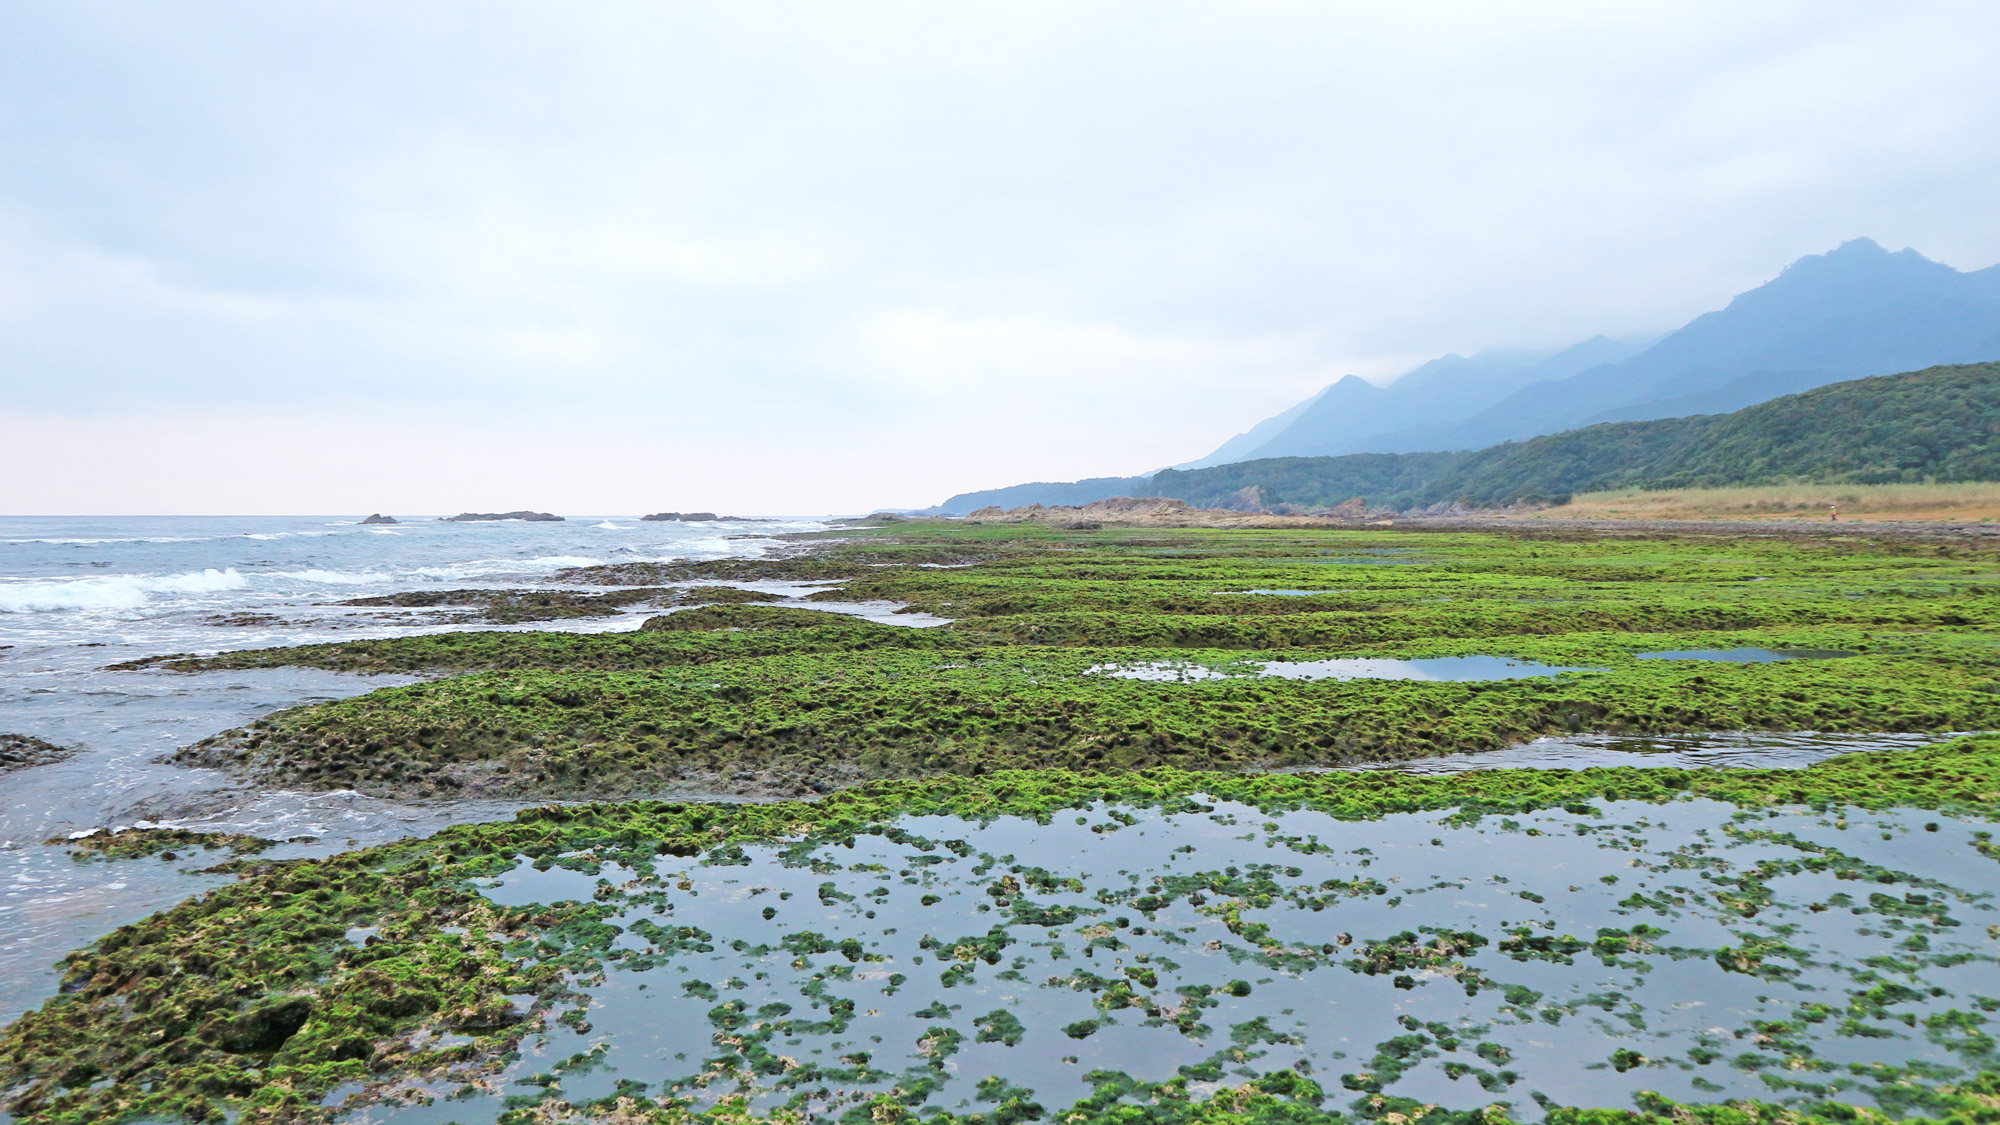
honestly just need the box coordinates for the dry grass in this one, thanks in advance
[1540,482,2000,523]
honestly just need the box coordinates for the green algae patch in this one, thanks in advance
[51,827,286,862]
[9,739,2000,1124]
[174,643,1998,800]
[124,609,959,676]
[340,584,783,624]
[637,604,875,632]
[112,523,2000,799]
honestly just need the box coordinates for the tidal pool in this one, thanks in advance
[1215,590,1342,597]
[353,798,2000,1122]
[1636,649,1854,663]
[1091,656,1590,683]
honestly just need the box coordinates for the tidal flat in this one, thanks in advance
[8,523,2000,1125]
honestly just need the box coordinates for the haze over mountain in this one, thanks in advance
[1180,334,1648,468]
[1142,361,2000,513]
[927,239,2000,515]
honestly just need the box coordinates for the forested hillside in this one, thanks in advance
[1144,361,2000,511]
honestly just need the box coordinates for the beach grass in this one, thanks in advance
[1549,481,2000,522]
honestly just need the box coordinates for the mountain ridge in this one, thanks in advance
[1140,361,2000,512]
[924,238,2000,514]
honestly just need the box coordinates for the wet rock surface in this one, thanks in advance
[0,733,74,774]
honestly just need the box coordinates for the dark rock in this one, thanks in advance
[359,513,399,525]
[440,511,564,522]
[641,511,720,522]
[213,997,313,1054]
[0,734,76,774]
[201,612,287,628]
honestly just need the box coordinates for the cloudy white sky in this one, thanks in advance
[3,1,1998,514]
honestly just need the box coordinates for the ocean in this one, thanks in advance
[0,513,825,1020]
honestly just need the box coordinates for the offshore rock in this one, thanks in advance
[641,511,720,521]
[441,511,564,522]
[0,733,77,774]
[359,513,399,524]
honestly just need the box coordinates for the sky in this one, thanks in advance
[2,2,1999,515]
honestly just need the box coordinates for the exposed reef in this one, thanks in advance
[125,524,2000,801]
[0,733,76,774]
[338,584,781,625]
[358,513,398,525]
[9,740,2000,1125]
[51,827,283,862]
[11,522,2000,1125]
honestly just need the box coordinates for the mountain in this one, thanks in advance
[1176,384,1332,470]
[920,239,2000,514]
[921,474,1154,516]
[1141,361,2000,511]
[1209,335,1645,465]
[1349,239,2000,455]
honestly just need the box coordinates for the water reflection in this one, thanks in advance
[352,797,2000,1122]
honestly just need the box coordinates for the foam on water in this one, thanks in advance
[0,514,829,1024]
[0,568,249,613]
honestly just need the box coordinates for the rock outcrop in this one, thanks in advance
[1,734,76,774]
[359,513,399,525]
[441,511,564,522]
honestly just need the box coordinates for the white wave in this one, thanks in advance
[367,528,399,535]
[0,568,248,613]
[594,521,626,530]
[288,569,389,586]
[402,555,603,583]
[0,536,211,545]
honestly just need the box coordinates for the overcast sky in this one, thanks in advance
[3,1,1998,514]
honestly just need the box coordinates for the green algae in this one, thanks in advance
[636,605,876,633]
[173,643,1996,800]
[10,739,2000,1124]
[123,609,957,676]
[49,827,284,863]
[110,524,2000,799]
[339,585,783,625]
[16,524,2000,1123]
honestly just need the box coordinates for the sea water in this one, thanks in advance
[347,798,2000,1122]
[0,514,827,1020]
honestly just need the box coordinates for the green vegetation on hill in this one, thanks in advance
[1146,362,2000,510]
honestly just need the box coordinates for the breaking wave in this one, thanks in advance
[0,569,249,613]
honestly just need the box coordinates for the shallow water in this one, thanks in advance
[1091,656,1589,683]
[353,797,2000,1122]
[1340,731,1969,773]
[1636,648,1854,663]
[0,660,545,1021]
[0,516,828,1024]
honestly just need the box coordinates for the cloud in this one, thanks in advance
[1,1,1997,511]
